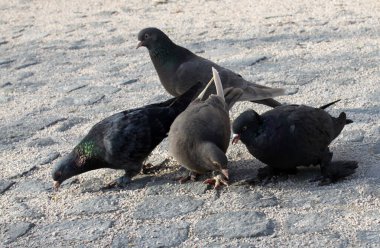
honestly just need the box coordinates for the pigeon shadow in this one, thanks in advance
[227,159,319,184]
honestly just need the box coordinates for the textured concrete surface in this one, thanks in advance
[0,0,379,247]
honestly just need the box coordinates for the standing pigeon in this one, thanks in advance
[169,67,243,188]
[52,83,202,189]
[232,101,358,185]
[137,27,286,108]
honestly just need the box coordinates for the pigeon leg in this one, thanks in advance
[176,171,199,184]
[257,166,275,184]
[311,148,334,185]
[203,174,229,189]
[107,167,140,188]
[107,175,132,188]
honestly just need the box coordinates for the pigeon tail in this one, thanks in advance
[197,77,214,100]
[239,85,286,101]
[319,99,341,109]
[251,98,282,108]
[212,67,225,101]
[333,112,350,139]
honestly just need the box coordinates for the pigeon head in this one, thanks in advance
[52,141,102,189]
[52,151,83,189]
[232,109,261,144]
[137,27,173,50]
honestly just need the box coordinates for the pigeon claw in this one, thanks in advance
[177,172,198,184]
[106,176,132,189]
[178,176,190,184]
[53,181,61,190]
[203,174,229,189]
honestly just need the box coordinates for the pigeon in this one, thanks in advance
[232,100,358,185]
[169,67,243,189]
[52,83,202,189]
[137,27,287,108]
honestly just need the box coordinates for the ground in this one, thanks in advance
[0,0,379,247]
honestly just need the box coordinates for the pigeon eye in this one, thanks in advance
[242,126,247,131]
[144,33,150,39]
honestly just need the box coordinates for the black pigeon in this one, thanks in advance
[169,68,243,189]
[232,101,358,185]
[137,27,286,108]
[52,83,202,189]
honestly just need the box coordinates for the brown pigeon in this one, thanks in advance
[169,67,243,188]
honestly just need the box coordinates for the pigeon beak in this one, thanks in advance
[53,181,61,190]
[221,169,229,180]
[136,41,143,49]
[232,134,240,144]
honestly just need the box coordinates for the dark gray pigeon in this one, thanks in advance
[137,27,286,108]
[232,100,358,185]
[52,83,202,189]
[169,68,243,188]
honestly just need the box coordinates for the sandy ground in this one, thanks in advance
[0,0,379,247]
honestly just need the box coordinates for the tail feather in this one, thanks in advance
[212,67,225,100]
[251,98,282,108]
[216,69,287,102]
[318,100,354,124]
[332,112,351,139]
[319,99,341,109]
[239,85,286,101]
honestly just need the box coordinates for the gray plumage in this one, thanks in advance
[137,27,286,108]
[169,68,243,188]
[232,101,358,185]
